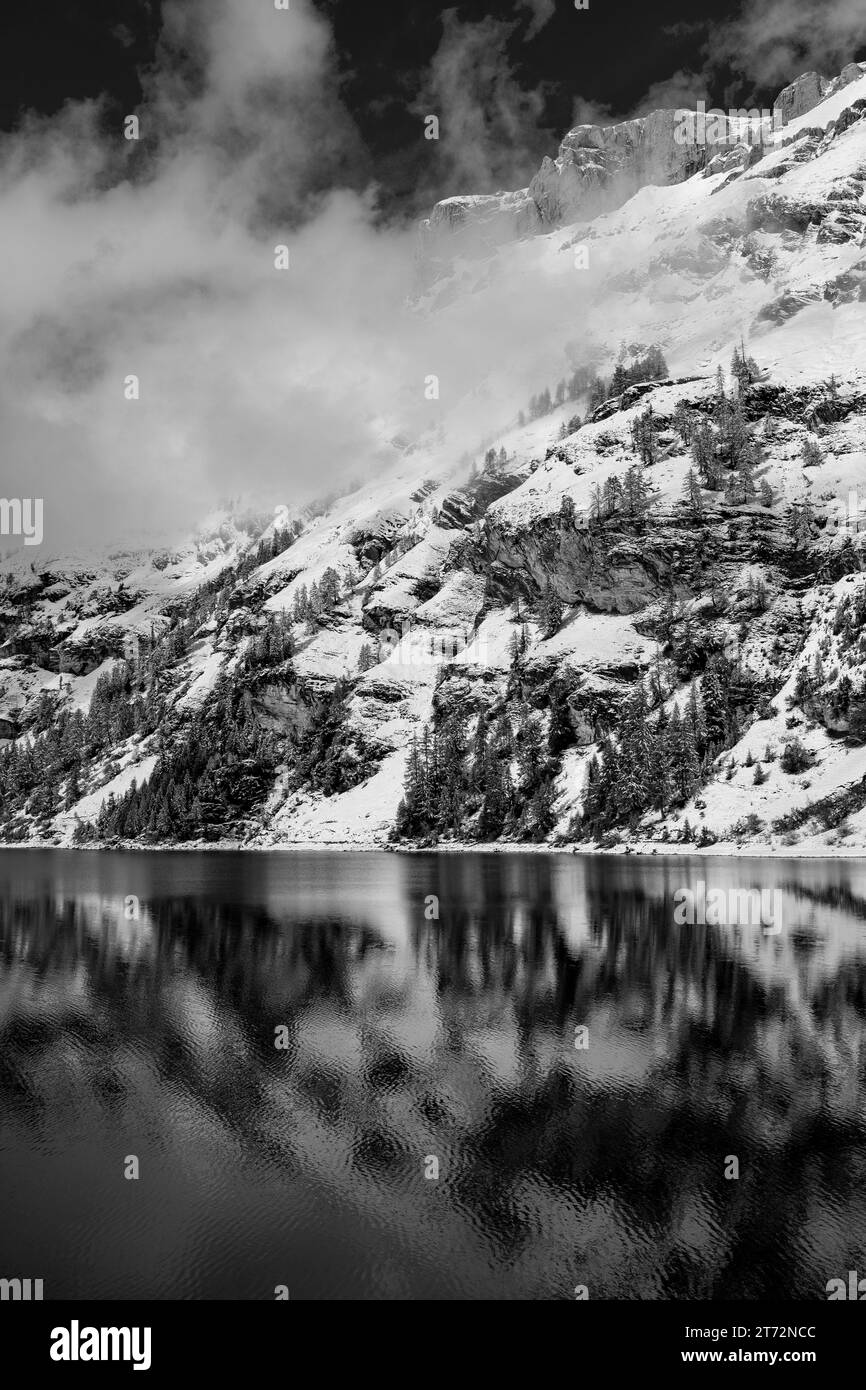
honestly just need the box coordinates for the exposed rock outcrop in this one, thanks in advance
[470,510,704,615]
[774,72,831,124]
[419,61,866,267]
[436,472,523,530]
[528,109,714,226]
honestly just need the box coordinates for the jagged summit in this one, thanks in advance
[776,62,866,121]
[420,59,866,261]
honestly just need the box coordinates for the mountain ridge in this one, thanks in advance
[3,58,866,856]
[419,59,866,270]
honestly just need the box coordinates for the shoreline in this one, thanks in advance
[2,837,866,861]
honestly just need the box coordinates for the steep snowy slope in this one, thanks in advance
[2,61,866,853]
[419,61,866,269]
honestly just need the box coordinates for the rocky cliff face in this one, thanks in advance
[527,109,713,227]
[419,60,866,267]
[776,62,866,122]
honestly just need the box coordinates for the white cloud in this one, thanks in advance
[710,0,866,94]
[0,2,438,548]
[412,11,553,195]
[7,0,854,553]
[519,0,556,41]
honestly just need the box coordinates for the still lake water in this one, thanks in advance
[1,848,865,1300]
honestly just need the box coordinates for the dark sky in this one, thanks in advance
[0,1,749,126]
[0,0,862,216]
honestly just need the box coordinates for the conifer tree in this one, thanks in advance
[719,398,754,473]
[480,742,510,839]
[647,716,672,815]
[517,715,544,792]
[683,467,704,517]
[589,482,605,523]
[667,706,700,803]
[687,680,707,755]
[630,407,658,467]
[615,689,653,823]
[691,421,720,489]
[610,363,628,397]
[603,475,623,516]
[802,437,823,468]
[701,659,729,749]
[471,718,488,798]
[623,464,650,517]
[530,779,556,836]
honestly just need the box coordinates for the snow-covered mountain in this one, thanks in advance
[419,62,866,268]
[3,59,866,854]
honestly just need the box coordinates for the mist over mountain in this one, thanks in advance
[2,2,866,858]
[0,0,862,550]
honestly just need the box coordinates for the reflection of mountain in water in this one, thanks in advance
[1,849,866,1298]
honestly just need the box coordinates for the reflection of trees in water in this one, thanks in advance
[407,860,866,1293]
[2,863,866,1297]
[0,892,383,1139]
[784,881,866,922]
[419,867,866,1056]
